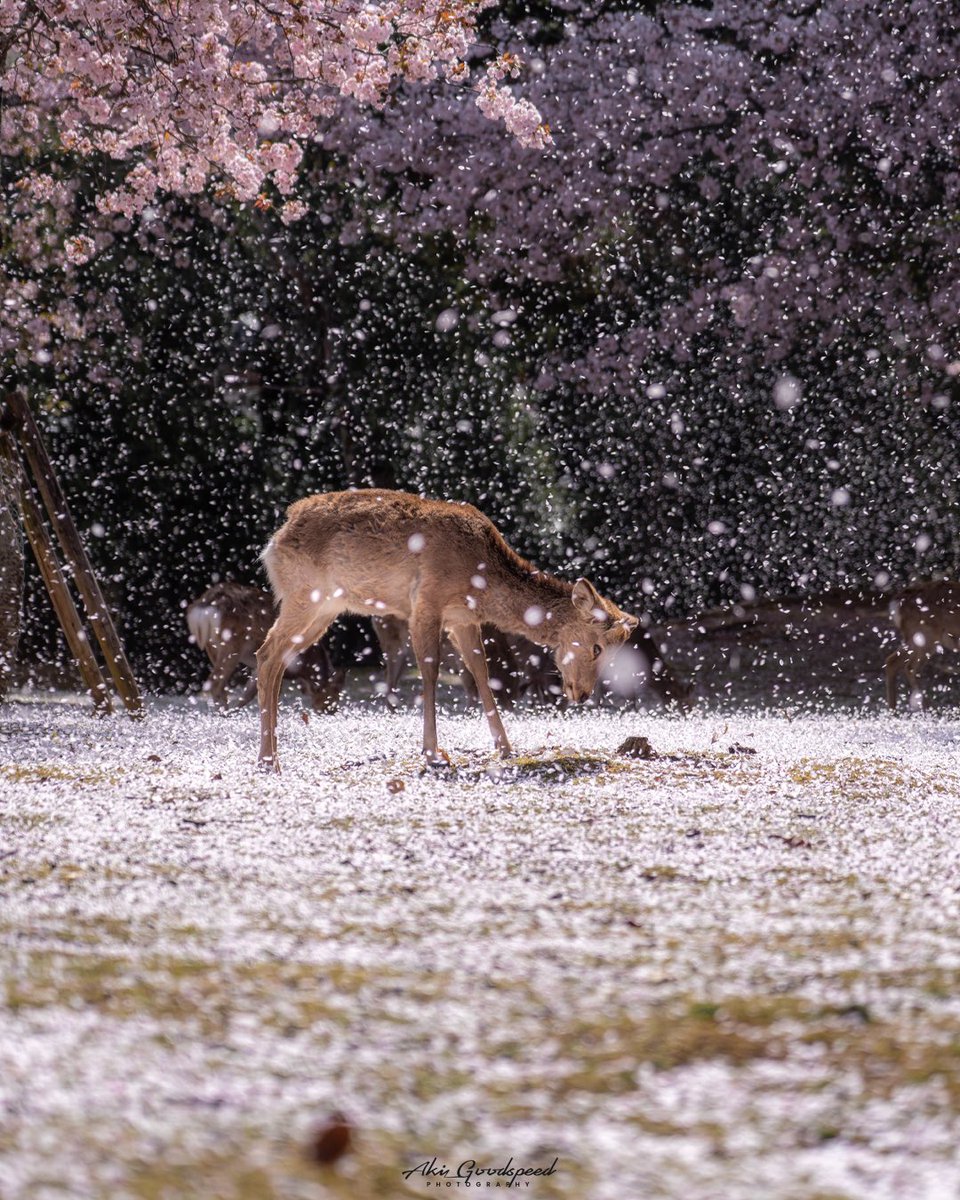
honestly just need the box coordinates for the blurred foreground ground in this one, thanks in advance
[2,671,960,1198]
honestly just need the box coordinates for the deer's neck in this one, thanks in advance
[484,564,575,647]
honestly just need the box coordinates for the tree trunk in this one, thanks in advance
[0,454,24,697]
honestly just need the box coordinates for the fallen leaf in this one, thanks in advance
[309,1112,352,1165]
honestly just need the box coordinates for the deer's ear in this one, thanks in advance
[622,612,640,632]
[572,578,604,619]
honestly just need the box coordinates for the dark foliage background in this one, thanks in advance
[8,0,960,690]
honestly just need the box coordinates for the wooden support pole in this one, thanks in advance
[0,433,113,713]
[3,390,143,717]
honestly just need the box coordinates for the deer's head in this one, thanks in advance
[554,579,639,703]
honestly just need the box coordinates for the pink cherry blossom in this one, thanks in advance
[0,0,549,354]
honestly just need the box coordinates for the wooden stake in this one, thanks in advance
[0,433,113,712]
[3,390,143,717]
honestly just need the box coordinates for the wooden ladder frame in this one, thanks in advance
[1,390,143,717]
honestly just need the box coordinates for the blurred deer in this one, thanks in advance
[187,581,344,712]
[492,625,691,710]
[885,580,960,710]
[371,618,689,712]
[370,613,412,702]
[371,615,529,707]
[256,489,638,769]
[605,626,693,711]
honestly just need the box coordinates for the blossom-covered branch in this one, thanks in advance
[0,0,549,357]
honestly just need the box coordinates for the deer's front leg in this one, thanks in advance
[449,624,512,757]
[410,613,443,760]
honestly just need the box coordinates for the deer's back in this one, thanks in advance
[188,582,275,649]
[281,491,494,549]
[271,490,517,597]
[893,581,960,647]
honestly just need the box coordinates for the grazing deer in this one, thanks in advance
[187,581,344,712]
[885,580,960,710]
[256,489,638,770]
[371,616,529,707]
[608,626,693,711]
[373,618,689,712]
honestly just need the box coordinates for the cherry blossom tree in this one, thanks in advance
[309,0,960,605]
[328,0,959,392]
[0,0,548,358]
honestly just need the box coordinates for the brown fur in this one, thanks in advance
[885,580,960,710]
[187,581,344,712]
[256,489,638,769]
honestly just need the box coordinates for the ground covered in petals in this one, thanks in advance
[2,695,960,1199]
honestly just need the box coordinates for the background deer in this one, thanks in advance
[371,618,690,712]
[885,580,960,710]
[371,616,531,708]
[187,581,344,712]
[609,626,693,711]
[256,489,638,770]
[370,613,414,702]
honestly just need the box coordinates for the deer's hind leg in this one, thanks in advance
[256,596,338,772]
[372,615,410,705]
[885,645,927,711]
[234,671,259,709]
[204,643,243,708]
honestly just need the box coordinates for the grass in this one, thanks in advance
[0,763,124,785]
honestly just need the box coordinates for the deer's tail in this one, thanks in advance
[186,603,223,652]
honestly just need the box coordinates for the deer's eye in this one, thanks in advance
[592,644,603,660]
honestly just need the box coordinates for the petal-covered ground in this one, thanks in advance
[2,695,960,1199]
